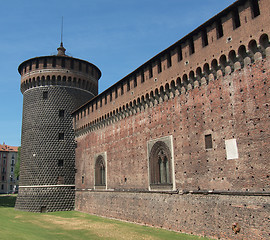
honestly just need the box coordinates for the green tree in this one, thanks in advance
[14,147,21,178]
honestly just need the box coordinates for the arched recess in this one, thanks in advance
[149,141,172,187]
[95,155,106,188]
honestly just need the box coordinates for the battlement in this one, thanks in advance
[73,0,270,134]
[19,54,101,95]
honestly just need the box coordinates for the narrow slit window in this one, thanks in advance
[36,59,39,69]
[29,62,32,71]
[134,76,137,88]
[61,58,65,68]
[232,8,241,29]
[79,62,82,71]
[121,84,124,95]
[202,29,208,47]
[82,176,84,184]
[149,65,153,78]
[115,88,118,99]
[58,133,64,140]
[141,71,145,83]
[157,59,162,73]
[178,45,183,61]
[167,53,172,68]
[70,60,74,69]
[189,38,195,55]
[205,134,213,149]
[127,80,130,91]
[110,91,112,102]
[43,91,48,99]
[52,58,56,67]
[59,110,65,118]
[58,160,64,167]
[216,19,224,39]
[43,59,47,68]
[251,0,260,18]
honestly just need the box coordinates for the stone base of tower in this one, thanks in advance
[15,186,75,212]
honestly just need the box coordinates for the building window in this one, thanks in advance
[61,58,65,68]
[216,19,224,39]
[115,88,118,99]
[95,155,106,187]
[202,29,208,47]
[11,167,13,172]
[189,38,195,55]
[121,84,124,95]
[43,59,47,68]
[2,176,4,181]
[149,141,172,188]
[43,91,48,99]
[127,80,130,91]
[10,185,13,191]
[205,134,213,149]
[110,91,112,102]
[58,133,64,140]
[232,8,241,29]
[70,59,74,69]
[251,0,260,18]
[36,59,39,69]
[1,185,3,190]
[134,76,137,88]
[79,62,82,71]
[141,71,145,83]
[59,110,65,118]
[177,45,183,61]
[52,58,56,67]
[157,59,162,73]
[82,176,84,184]
[58,160,64,167]
[167,53,172,68]
[29,62,32,71]
[149,65,153,78]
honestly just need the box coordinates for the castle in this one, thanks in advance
[16,0,269,239]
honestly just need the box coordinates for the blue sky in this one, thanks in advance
[0,0,235,146]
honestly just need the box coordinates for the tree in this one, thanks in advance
[14,147,21,178]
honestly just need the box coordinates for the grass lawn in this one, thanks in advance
[0,195,212,240]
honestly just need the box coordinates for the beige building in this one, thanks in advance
[0,143,19,194]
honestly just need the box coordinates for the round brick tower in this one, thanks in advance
[15,43,101,212]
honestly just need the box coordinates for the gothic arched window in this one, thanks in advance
[149,141,172,186]
[95,155,106,187]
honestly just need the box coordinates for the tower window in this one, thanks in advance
[141,71,145,83]
[115,88,118,99]
[202,29,208,47]
[58,160,64,167]
[79,62,82,71]
[121,84,124,95]
[127,80,130,91]
[61,58,65,68]
[216,19,224,39]
[59,110,65,118]
[232,8,241,29]
[29,62,32,71]
[70,60,74,69]
[177,45,183,61]
[82,176,84,184]
[134,76,137,88]
[36,59,39,69]
[52,58,56,67]
[251,0,260,18]
[167,53,172,68]
[205,134,213,149]
[149,65,153,78]
[157,59,162,73]
[58,133,64,140]
[43,91,48,99]
[43,59,47,68]
[189,38,195,55]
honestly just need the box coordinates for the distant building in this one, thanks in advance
[0,143,19,194]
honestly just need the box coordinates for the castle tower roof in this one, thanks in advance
[57,42,66,56]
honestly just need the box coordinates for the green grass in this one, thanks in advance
[0,195,212,240]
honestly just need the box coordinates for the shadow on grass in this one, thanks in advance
[0,195,16,208]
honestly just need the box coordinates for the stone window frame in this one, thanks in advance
[94,152,107,190]
[147,135,176,191]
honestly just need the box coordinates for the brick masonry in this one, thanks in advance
[73,0,270,238]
